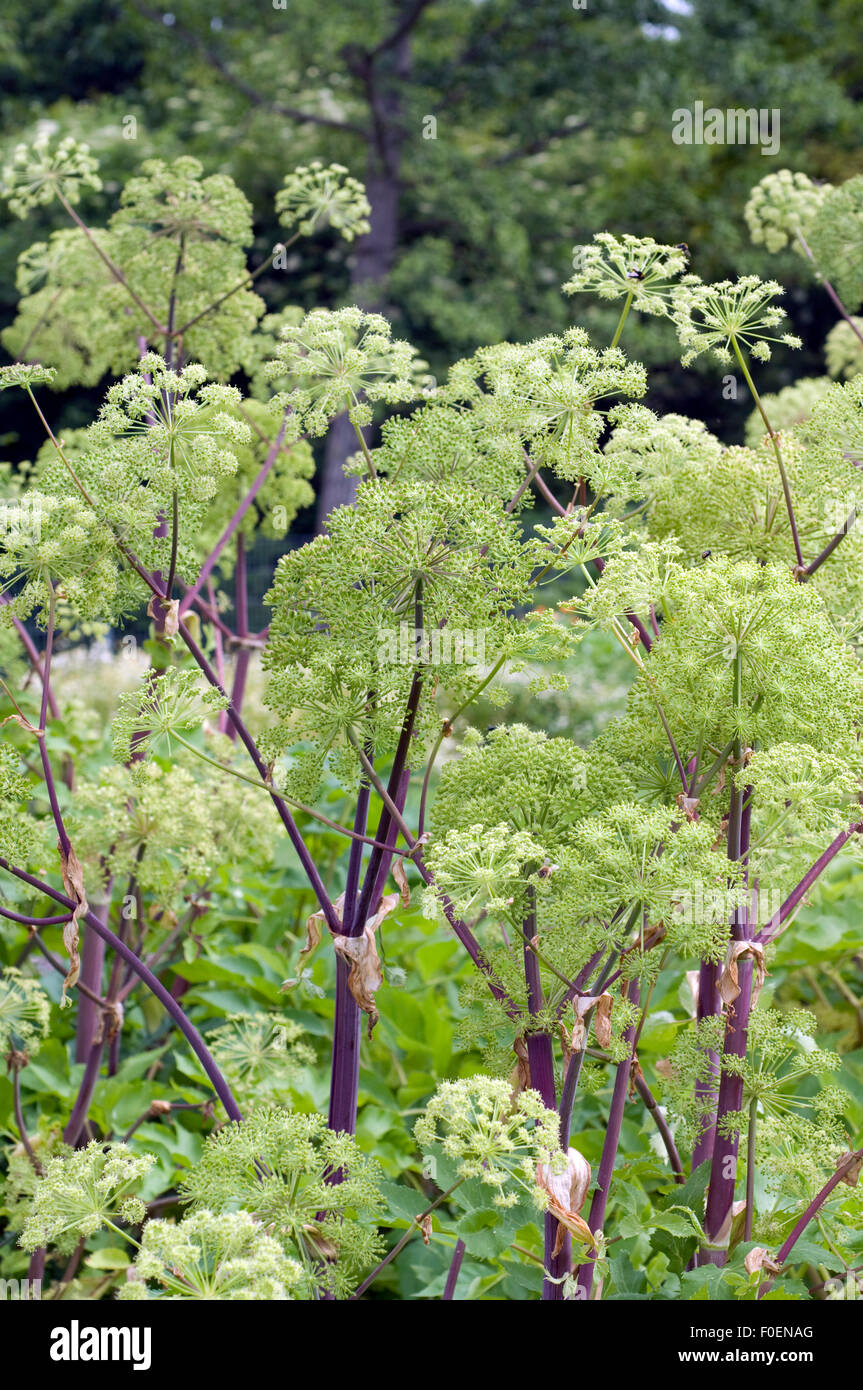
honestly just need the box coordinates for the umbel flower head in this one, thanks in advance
[448,329,647,481]
[744,170,831,255]
[19,1142,155,1255]
[1,134,102,218]
[112,667,228,763]
[0,490,126,628]
[423,823,543,920]
[275,161,371,242]
[266,307,426,434]
[414,1076,564,1208]
[564,232,692,316]
[119,1209,304,1301]
[807,175,863,310]
[206,1014,315,1102]
[0,967,51,1055]
[673,276,802,365]
[181,1108,385,1299]
[0,363,57,392]
[92,354,251,504]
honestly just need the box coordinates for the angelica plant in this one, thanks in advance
[0,135,862,1307]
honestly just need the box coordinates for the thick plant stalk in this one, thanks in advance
[703,783,754,1263]
[74,891,110,1063]
[327,768,373,1137]
[64,1036,106,1147]
[573,978,641,1300]
[443,1239,466,1299]
[522,892,569,1300]
[691,957,722,1172]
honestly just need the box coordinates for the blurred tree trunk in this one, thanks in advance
[315,5,415,529]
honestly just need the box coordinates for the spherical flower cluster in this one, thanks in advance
[93,355,251,503]
[673,276,802,365]
[824,318,863,381]
[414,1076,564,1208]
[807,176,863,310]
[119,1209,304,1301]
[267,307,426,434]
[1,134,102,218]
[454,329,647,481]
[0,490,125,627]
[114,157,254,247]
[180,1108,385,1299]
[111,667,227,763]
[564,232,692,316]
[0,967,51,1055]
[743,377,831,447]
[19,1143,155,1255]
[275,161,371,242]
[206,1013,314,1102]
[423,822,543,920]
[744,170,831,255]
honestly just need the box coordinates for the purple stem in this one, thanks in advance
[443,1239,466,1300]
[327,768,373,1137]
[0,859,242,1123]
[573,978,641,1300]
[63,1036,106,1147]
[226,533,250,743]
[703,785,754,1262]
[522,895,569,1300]
[691,958,722,1172]
[175,613,341,935]
[0,594,59,719]
[757,1147,863,1299]
[756,822,863,945]
[178,413,289,617]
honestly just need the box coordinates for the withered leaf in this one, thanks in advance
[719,940,767,1007]
[744,1246,780,1277]
[838,1150,863,1187]
[392,859,411,908]
[59,840,88,1007]
[331,892,399,1035]
[147,595,180,640]
[511,1036,531,1096]
[537,1147,595,1256]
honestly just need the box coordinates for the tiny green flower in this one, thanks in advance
[119,1209,304,1301]
[673,276,802,366]
[564,232,693,316]
[1,134,102,218]
[414,1076,564,1208]
[19,1142,155,1255]
[275,162,371,242]
[0,968,51,1055]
